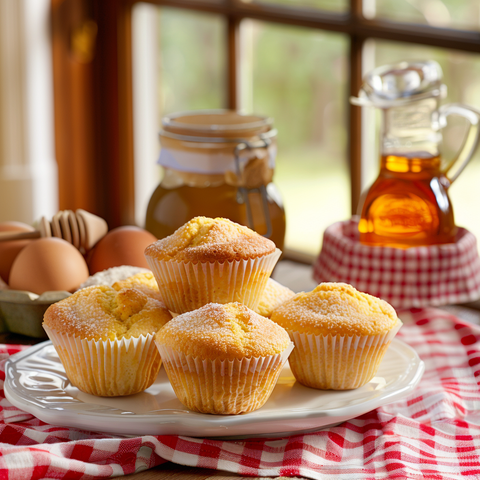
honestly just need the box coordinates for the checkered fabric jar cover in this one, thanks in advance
[313,217,480,309]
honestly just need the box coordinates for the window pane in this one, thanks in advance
[240,0,348,14]
[366,0,480,31]
[159,8,226,113]
[241,21,349,254]
[131,3,226,225]
[361,40,480,245]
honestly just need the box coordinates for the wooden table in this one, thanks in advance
[123,463,298,479]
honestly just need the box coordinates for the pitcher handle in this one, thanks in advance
[439,103,480,184]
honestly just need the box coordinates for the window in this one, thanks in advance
[51,0,480,256]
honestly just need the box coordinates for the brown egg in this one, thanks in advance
[88,226,157,274]
[0,221,35,284]
[9,237,89,294]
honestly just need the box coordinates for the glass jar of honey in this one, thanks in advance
[145,110,286,249]
[351,61,480,248]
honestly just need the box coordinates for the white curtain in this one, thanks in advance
[0,0,57,224]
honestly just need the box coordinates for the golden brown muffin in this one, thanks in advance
[112,271,160,299]
[155,302,293,414]
[272,282,398,336]
[271,283,401,390]
[145,216,275,263]
[255,278,295,318]
[144,217,281,313]
[157,302,290,359]
[43,285,172,396]
[44,285,170,340]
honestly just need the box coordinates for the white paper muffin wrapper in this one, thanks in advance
[145,248,281,313]
[156,341,294,414]
[287,320,402,390]
[43,326,162,397]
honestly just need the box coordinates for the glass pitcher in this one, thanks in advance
[351,60,480,248]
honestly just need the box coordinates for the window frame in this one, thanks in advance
[51,0,480,237]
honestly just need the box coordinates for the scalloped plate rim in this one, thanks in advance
[4,339,424,438]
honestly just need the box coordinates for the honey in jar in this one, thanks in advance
[352,61,480,248]
[145,110,286,249]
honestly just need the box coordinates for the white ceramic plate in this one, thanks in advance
[4,339,424,438]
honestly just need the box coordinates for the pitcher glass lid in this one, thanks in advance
[351,60,447,107]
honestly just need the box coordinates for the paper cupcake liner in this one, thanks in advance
[145,248,281,313]
[43,326,162,397]
[156,342,294,414]
[287,320,402,390]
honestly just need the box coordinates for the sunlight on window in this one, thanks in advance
[241,0,348,14]
[241,21,350,254]
[368,0,480,31]
[158,9,226,114]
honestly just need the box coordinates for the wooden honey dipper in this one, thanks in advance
[0,210,108,253]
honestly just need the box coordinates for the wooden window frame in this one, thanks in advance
[51,0,480,231]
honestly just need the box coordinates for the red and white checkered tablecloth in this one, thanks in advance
[0,308,480,479]
[313,218,480,310]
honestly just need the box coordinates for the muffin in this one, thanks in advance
[255,278,295,318]
[155,302,293,414]
[80,268,161,300]
[43,285,172,396]
[144,217,281,313]
[112,271,160,298]
[271,283,402,390]
[79,266,150,289]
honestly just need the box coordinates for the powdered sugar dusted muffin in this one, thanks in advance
[271,282,402,390]
[112,271,160,299]
[82,268,161,301]
[144,217,281,313]
[255,278,295,318]
[43,285,172,396]
[79,266,150,289]
[155,302,293,414]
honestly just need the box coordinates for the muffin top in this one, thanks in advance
[255,278,295,318]
[79,266,150,289]
[271,283,399,336]
[43,285,172,340]
[112,272,160,299]
[144,217,276,263]
[155,302,291,360]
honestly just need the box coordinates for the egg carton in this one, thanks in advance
[0,290,71,338]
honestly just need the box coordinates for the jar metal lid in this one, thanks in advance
[161,109,275,141]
